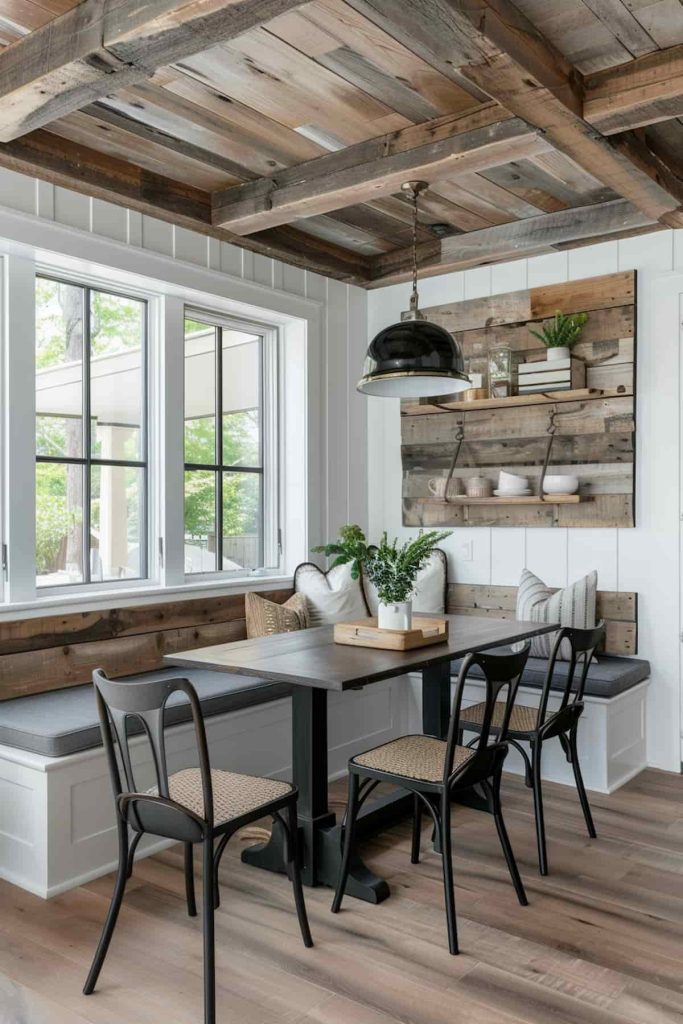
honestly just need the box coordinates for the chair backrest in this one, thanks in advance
[536,622,606,730]
[444,643,531,785]
[93,668,214,828]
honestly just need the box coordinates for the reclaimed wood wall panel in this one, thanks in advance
[448,582,637,655]
[401,271,636,528]
[0,589,293,700]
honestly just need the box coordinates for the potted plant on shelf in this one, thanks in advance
[530,309,588,362]
[313,526,450,630]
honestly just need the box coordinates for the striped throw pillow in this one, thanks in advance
[514,569,598,660]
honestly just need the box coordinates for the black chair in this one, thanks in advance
[459,623,605,876]
[331,645,531,955]
[84,669,313,1024]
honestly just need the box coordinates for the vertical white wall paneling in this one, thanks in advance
[367,230,683,772]
[54,188,90,232]
[325,278,350,539]
[4,256,36,602]
[141,216,174,257]
[346,284,368,528]
[0,168,35,215]
[159,295,186,587]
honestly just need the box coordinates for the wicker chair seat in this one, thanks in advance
[461,700,538,734]
[148,768,293,825]
[351,735,474,784]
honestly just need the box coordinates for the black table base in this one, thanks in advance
[242,661,489,903]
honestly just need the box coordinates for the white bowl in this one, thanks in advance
[543,475,579,495]
[499,470,527,489]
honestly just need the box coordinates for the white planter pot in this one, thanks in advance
[377,600,412,631]
[547,346,570,361]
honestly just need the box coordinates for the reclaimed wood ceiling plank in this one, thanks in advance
[212,106,545,233]
[0,0,312,141]
[173,27,411,146]
[584,44,683,134]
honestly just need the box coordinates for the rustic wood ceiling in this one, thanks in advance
[0,0,681,286]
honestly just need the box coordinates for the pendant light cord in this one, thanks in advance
[410,187,419,315]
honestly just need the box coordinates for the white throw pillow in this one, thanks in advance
[363,549,447,616]
[514,568,598,660]
[294,562,369,626]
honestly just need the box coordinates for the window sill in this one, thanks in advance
[0,574,294,620]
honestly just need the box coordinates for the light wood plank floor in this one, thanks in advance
[1,769,683,1023]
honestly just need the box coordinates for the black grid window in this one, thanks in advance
[35,276,148,587]
[183,315,266,575]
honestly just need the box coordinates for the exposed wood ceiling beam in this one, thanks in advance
[212,104,548,233]
[346,0,683,227]
[0,0,308,143]
[584,45,683,135]
[0,129,371,283]
[370,199,655,285]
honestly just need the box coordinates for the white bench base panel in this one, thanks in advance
[0,679,409,898]
[407,676,649,795]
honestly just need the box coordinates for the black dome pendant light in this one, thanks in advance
[357,180,470,398]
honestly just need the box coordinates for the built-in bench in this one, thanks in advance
[0,587,407,897]
[445,584,649,793]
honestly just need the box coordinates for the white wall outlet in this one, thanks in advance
[459,540,474,562]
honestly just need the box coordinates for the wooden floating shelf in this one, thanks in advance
[402,387,631,416]
[419,495,584,505]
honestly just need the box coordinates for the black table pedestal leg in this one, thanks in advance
[243,685,405,903]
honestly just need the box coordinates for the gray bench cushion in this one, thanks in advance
[451,653,650,699]
[0,669,292,757]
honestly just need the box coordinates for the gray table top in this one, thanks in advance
[165,614,558,692]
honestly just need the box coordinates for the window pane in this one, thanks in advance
[91,465,144,581]
[185,319,216,464]
[90,291,145,460]
[184,470,217,573]
[222,331,261,467]
[222,472,262,570]
[36,461,84,586]
[36,278,84,458]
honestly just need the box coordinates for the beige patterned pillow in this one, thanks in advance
[245,592,310,639]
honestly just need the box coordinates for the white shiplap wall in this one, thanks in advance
[368,230,683,772]
[0,167,369,549]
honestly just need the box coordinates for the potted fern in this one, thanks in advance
[530,309,588,362]
[313,527,450,630]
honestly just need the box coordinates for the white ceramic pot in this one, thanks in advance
[547,346,571,361]
[378,600,413,631]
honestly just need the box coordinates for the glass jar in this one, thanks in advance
[488,344,512,399]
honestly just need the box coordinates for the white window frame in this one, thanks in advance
[182,305,281,582]
[34,269,154,593]
[0,211,320,615]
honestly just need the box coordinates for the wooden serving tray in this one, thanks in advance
[334,617,449,651]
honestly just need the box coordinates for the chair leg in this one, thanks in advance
[126,829,142,879]
[202,837,216,1024]
[331,772,360,914]
[569,727,597,839]
[83,819,129,995]
[531,740,548,876]
[411,793,422,864]
[184,842,197,917]
[286,803,314,947]
[439,792,458,955]
[485,775,528,906]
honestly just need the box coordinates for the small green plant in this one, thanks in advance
[530,310,588,350]
[311,524,370,581]
[313,526,450,605]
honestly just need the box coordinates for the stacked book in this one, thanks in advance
[517,356,586,394]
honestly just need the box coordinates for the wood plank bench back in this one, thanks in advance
[448,584,637,657]
[0,589,294,701]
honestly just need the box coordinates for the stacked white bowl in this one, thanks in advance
[495,470,531,497]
